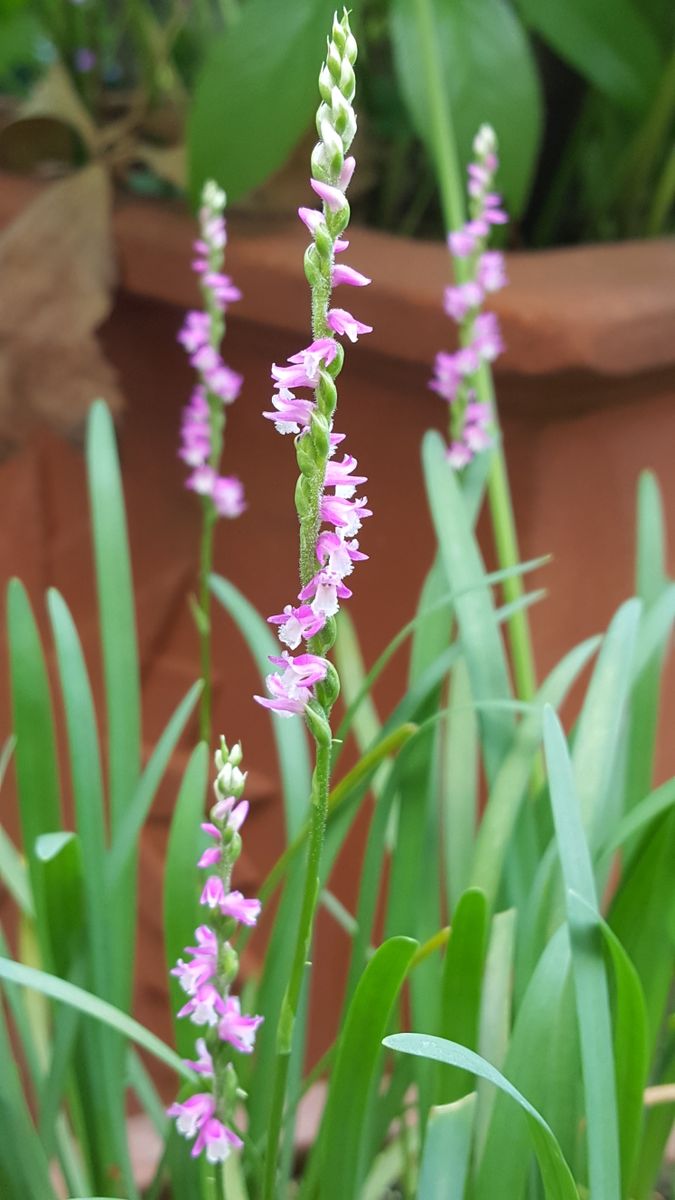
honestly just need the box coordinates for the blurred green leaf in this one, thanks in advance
[419,1093,476,1200]
[0,958,192,1081]
[386,1032,579,1198]
[86,400,141,1012]
[391,0,542,216]
[422,431,515,784]
[544,706,621,1200]
[515,0,662,113]
[319,937,418,1200]
[188,0,334,204]
[7,577,62,960]
[436,888,488,1104]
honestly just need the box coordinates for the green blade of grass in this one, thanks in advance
[6,578,62,957]
[543,705,621,1200]
[571,599,641,844]
[319,937,418,1200]
[476,926,578,1200]
[422,430,515,784]
[436,888,489,1105]
[418,1093,476,1200]
[386,1032,579,1200]
[0,957,192,1081]
[443,658,478,910]
[471,635,601,908]
[86,400,141,1012]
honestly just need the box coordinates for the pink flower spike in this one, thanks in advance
[228,799,249,833]
[447,442,473,470]
[316,531,367,576]
[320,493,372,537]
[267,603,326,650]
[448,228,477,258]
[200,876,226,909]
[263,388,315,435]
[326,308,373,342]
[298,569,352,619]
[444,281,483,322]
[298,206,325,235]
[184,1038,215,1078]
[186,465,216,497]
[178,983,226,1026]
[197,845,222,869]
[171,954,216,996]
[332,264,371,288]
[168,1092,214,1140]
[220,890,261,926]
[192,1118,243,1163]
[334,237,349,253]
[310,178,348,211]
[339,156,356,189]
[186,925,218,958]
[178,311,211,353]
[473,311,504,362]
[324,453,367,495]
[212,475,246,519]
[217,995,264,1053]
[477,250,507,293]
[200,822,220,840]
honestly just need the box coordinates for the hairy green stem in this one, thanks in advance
[413,0,537,702]
[262,743,332,1200]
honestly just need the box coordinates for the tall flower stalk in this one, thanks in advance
[168,740,263,1173]
[256,11,372,1195]
[411,0,537,702]
[178,182,246,743]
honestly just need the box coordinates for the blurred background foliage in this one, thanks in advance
[0,0,673,245]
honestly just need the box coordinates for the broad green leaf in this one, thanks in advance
[515,0,662,112]
[391,0,542,216]
[436,888,489,1104]
[7,577,62,954]
[334,608,383,760]
[86,399,141,1012]
[210,574,311,839]
[385,1032,578,1199]
[164,742,209,1058]
[188,0,334,204]
[418,1093,476,1200]
[543,706,621,1200]
[0,958,192,1081]
[421,431,515,785]
[319,937,418,1200]
[601,774,675,863]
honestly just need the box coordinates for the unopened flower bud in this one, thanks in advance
[473,123,496,159]
[217,762,247,798]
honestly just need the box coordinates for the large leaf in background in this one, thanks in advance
[436,888,489,1104]
[390,0,542,217]
[515,0,662,113]
[385,1033,579,1199]
[188,0,334,204]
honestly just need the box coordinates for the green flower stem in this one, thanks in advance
[413,0,536,703]
[262,739,332,1200]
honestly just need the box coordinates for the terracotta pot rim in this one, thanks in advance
[1,168,674,379]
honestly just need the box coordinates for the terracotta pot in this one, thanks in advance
[1,173,674,1087]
